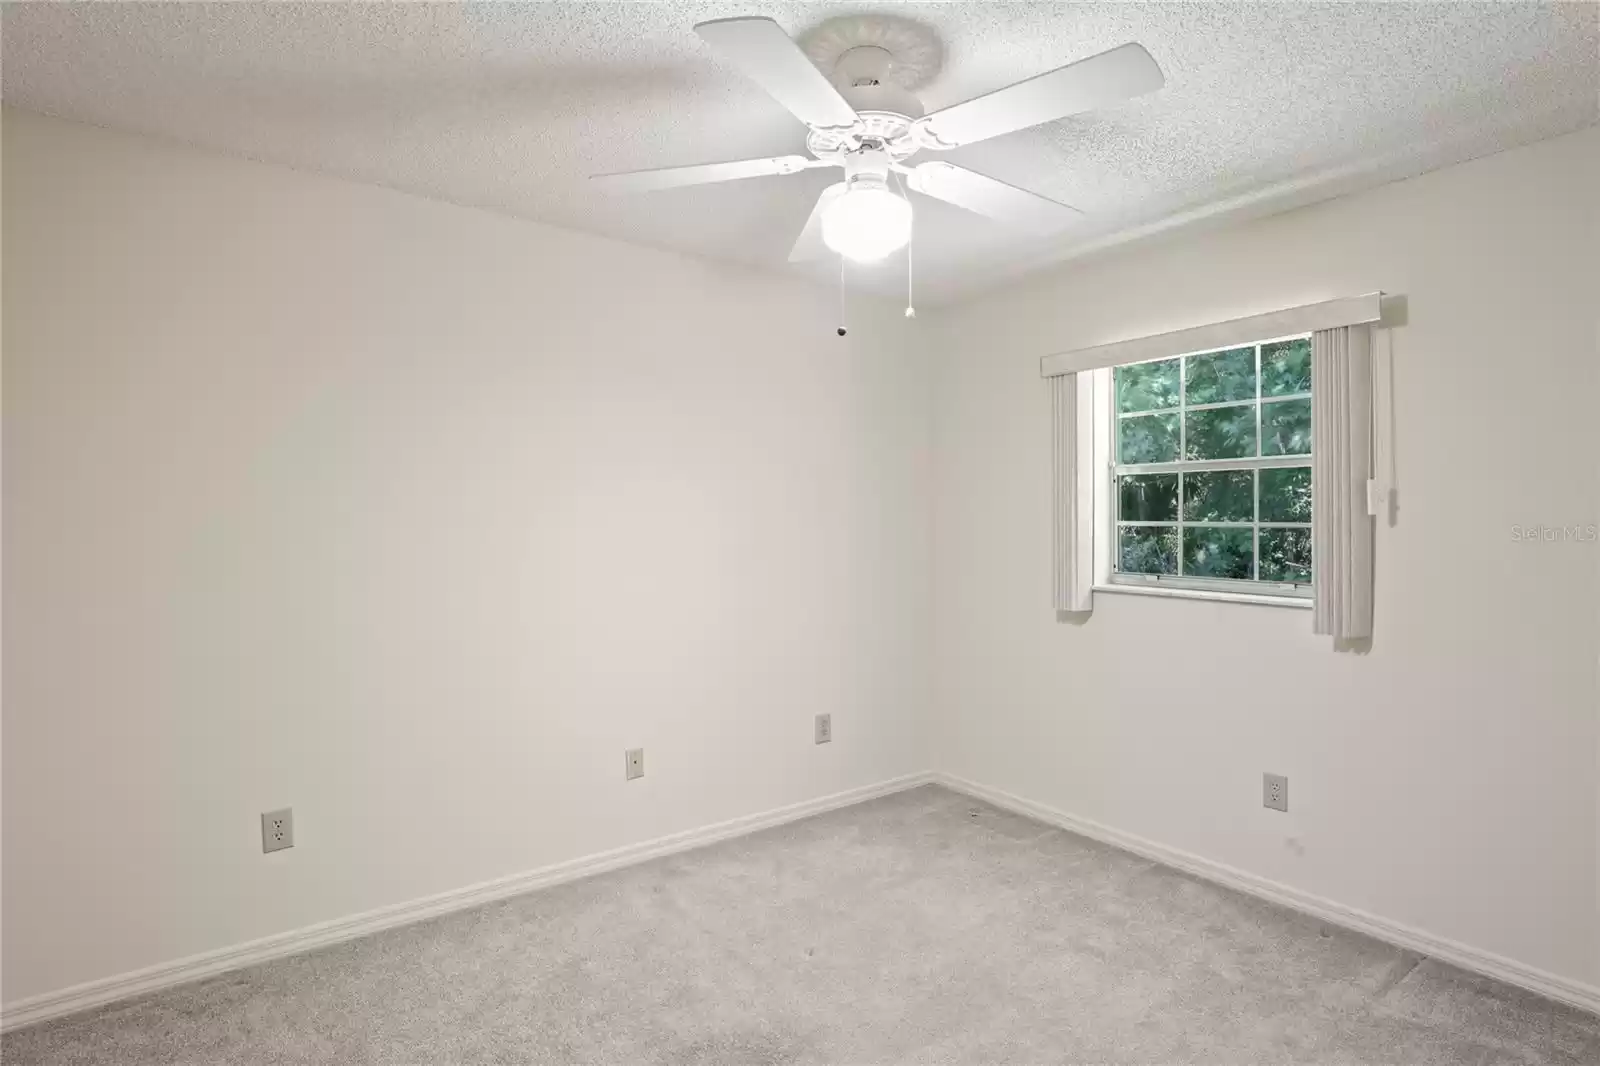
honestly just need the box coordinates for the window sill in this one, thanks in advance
[1093,583,1313,609]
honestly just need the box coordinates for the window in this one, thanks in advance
[1110,335,1312,598]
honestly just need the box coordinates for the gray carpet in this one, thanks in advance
[4,785,1597,1065]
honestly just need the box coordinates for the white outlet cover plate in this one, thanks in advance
[261,808,294,853]
[1263,774,1288,813]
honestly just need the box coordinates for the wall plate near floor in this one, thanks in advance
[261,808,294,853]
[625,748,644,781]
[814,713,832,745]
[1263,773,1288,812]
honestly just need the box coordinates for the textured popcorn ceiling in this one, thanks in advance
[3,2,1595,303]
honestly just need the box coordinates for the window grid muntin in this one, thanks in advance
[1113,336,1312,592]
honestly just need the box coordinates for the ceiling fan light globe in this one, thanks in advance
[821,186,912,263]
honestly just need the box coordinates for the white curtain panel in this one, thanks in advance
[1311,324,1375,640]
[1051,372,1094,613]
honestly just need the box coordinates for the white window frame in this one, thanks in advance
[1097,332,1314,604]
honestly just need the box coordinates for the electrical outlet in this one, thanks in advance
[261,808,294,853]
[1263,773,1288,813]
[814,713,832,745]
[625,748,644,781]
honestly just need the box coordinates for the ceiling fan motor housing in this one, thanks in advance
[801,14,940,163]
[806,42,923,166]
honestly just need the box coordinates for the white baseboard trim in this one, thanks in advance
[935,772,1600,1017]
[1,771,934,1033]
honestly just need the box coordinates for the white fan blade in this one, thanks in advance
[915,42,1164,149]
[694,17,858,130]
[592,155,822,193]
[789,183,846,261]
[906,162,1083,230]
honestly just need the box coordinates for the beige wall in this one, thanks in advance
[0,110,931,1002]
[928,125,1600,988]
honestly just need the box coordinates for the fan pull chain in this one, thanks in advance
[892,169,916,319]
[837,254,848,337]
[905,223,916,319]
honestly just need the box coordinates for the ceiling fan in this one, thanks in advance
[592,15,1165,265]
